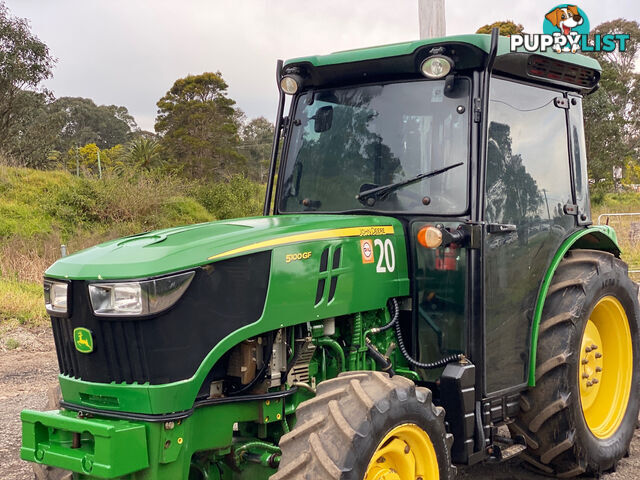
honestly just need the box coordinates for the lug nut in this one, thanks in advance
[596,367,602,373]
[585,346,592,353]
[592,378,599,384]
[595,353,603,359]
[404,445,410,454]
[591,344,598,350]
[582,373,590,379]
[582,358,589,365]
[587,381,593,387]
[377,457,386,463]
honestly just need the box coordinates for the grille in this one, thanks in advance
[49,251,271,385]
[315,245,342,305]
[51,317,150,384]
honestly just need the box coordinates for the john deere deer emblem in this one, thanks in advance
[73,328,94,354]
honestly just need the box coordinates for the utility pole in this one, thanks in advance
[418,0,446,39]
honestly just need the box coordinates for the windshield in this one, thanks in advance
[278,79,470,214]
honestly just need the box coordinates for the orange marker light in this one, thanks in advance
[417,226,443,249]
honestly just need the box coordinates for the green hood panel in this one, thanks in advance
[46,215,403,280]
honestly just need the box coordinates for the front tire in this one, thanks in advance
[512,249,640,477]
[273,371,454,480]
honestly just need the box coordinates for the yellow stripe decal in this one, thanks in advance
[208,225,395,260]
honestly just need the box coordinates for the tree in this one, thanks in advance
[155,72,245,179]
[0,2,55,149]
[61,142,125,176]
[125,136,163,171]
[52,96,137,151]
[5,89,64,168]
[582,19,640,181]
[238,117,273,182]
[476,20,525,36]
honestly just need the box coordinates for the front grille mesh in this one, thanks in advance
[51,317,151,384]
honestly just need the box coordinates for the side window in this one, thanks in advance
[484,77,575,394]
[568,95,591,223]
[485,78,573,226]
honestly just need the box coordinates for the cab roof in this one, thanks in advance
[285,34,600,72]
[283,34,601,94]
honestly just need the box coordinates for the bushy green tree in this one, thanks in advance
[52,96,137,151]
[61,143,125,176]
[155,72,245,179]
[0,2,54,152]
[4,90,64,168]
[583,19,640,182]
[476,20,524,36]
[239,116,273,182]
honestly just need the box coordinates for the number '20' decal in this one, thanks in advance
[374,238,395,273]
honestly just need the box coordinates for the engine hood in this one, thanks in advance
[45,214,402,280]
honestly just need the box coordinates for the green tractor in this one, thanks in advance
[21,29,640,480]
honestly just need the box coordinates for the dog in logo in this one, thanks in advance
[545,5,584,53]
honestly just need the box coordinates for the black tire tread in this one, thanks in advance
[272,371,453,480]
[512,249,640,477]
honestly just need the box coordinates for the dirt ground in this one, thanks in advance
[1,327,639,479]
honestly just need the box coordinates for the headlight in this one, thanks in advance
[88,271,195,317]
[44,280,69,316]
[420,55,453,79]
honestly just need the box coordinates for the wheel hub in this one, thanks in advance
[579,319,604,410]
[578,296,633,439]
[365,424,438,480]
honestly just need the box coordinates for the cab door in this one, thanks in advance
[483,77,576,395]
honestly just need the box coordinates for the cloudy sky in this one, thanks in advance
[5,0,638,131]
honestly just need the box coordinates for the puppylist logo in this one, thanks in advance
[510,5,629,54]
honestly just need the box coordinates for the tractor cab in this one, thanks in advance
[269,33,601,395]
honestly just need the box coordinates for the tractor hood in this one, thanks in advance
[45,214,402,280]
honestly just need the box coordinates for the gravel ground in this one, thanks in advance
[1,327,58,480]
[0,327,638,479]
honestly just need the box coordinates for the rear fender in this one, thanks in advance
[528,226,620,386]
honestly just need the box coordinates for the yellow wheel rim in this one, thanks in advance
[364,423,439,480]
[579,296,633,439]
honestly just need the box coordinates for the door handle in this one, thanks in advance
[487,223,517,234]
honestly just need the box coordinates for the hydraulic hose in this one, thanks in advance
[391,298,464,369]
[363,307,398,341]
[315,337,345,372]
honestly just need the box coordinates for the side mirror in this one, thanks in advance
[313,106,333,133]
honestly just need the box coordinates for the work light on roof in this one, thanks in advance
[420,55,453,79]
[280,74,302,95]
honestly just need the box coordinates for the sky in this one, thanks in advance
[5,0,639,132]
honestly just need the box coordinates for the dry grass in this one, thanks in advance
[0,277,47,331]
[0,230,142,283]
[0,166,266,332]
[592,193,640,280]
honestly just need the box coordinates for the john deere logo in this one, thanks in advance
[73,328,94,354]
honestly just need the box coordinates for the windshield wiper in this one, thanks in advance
[356,162,464,206]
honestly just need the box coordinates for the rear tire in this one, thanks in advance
[272,371,454,480]
[511,249,640,477]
